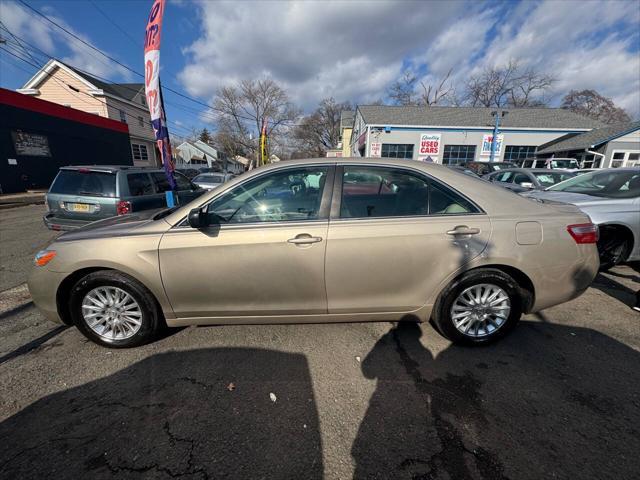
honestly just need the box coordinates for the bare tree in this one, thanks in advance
[561,89,631,124]
[388,70,419,106]
[214,78,300,168]
[293,98,352,157]
[464,60,555,108]
[388,69,454,106]
[419,69,454,106]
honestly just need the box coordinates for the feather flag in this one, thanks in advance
[144,0,176,189]
[260,118,268,166]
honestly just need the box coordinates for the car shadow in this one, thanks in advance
[352,321,640,480]
[0,348,323,479]
[591,272,637,307]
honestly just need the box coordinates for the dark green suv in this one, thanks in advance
[44,165,204,231]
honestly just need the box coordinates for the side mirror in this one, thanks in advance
[188,207,210,229]
[520,182,534,189]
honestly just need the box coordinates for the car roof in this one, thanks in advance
[60,165,166,173]
[496,168,572,173]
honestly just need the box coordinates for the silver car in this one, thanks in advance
[523,168,640,269]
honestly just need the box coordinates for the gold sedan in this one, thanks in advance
[28,158,599,348]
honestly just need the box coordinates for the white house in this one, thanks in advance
[175,140,244,173]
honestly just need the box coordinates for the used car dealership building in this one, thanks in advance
[345,105,612,166]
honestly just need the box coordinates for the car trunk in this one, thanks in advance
[47,169,118,220]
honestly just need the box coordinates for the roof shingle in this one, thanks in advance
[536,121,640,154]
[357,105,604,130]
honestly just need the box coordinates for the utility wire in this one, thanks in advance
[16,0,297,128]
[0,45,195,137]
[0,26,209,133]
[88,0,140,47]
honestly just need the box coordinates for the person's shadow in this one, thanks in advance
[0,348,323,479]
[352,321,640,480]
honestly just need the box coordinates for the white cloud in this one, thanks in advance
[0,0,132,82]
[178,0,466,109]
[178,0,639,118]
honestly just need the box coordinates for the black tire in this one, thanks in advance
[432,268,523,346]
[598,227,632,271]
[69,270,163,348]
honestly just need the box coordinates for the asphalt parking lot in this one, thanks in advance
[1,205,639,480]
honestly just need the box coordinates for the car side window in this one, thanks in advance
[206,166,329,223]
[151,172,171,193]
[126,173,154,196]
[429,182,478,215]
[340,167,429,218]
[174,172,193,191]
[494,171,513,182]
[512,173,531,185]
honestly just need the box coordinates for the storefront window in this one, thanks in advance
[381,144,414,159]
[504,146,536,161]
[443,145,476,165]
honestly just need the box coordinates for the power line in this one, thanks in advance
[0,46,195,137]
[88,0,140,47]
[16,0,297,128]
[0,26,208,134]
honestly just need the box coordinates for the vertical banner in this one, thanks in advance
[260,118,268,166]
[144,0,176,189]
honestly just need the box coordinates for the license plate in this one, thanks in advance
[69,203,91,212]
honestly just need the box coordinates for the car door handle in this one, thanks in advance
[287,235,323,244]
[446,226,480,236]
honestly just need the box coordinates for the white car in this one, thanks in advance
[523,168,640,269]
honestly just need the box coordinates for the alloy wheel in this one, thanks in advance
[81,286,142,340]
[450,283,511,338]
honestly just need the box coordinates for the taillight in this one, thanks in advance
[117,200,131,215]
[567,223,599,244]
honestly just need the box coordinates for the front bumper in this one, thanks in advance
[43,213,93,231]
[27,266,68,324]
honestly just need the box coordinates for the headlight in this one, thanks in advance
[34,250,57,267]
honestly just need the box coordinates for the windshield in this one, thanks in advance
[532,171,575,188]
[549,159,579,169]
[547,169,640,198]
[49,170,116,197]
[194,174,224,183]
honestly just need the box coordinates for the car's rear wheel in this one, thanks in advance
[69,270,162,348]
[598,226,632,271]
[432,269,523,345]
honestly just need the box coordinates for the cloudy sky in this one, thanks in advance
[1,0,638,135]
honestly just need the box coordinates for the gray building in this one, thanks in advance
[348,105,603,165]
[536,121,640,168]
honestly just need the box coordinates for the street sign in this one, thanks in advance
[370,142,382,157]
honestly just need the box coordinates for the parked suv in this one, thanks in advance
[44,166,204,230]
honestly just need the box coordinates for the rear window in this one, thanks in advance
[49,170,116,197]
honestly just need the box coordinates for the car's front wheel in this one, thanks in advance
[432,269,523,345]
[69,270,163,348]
